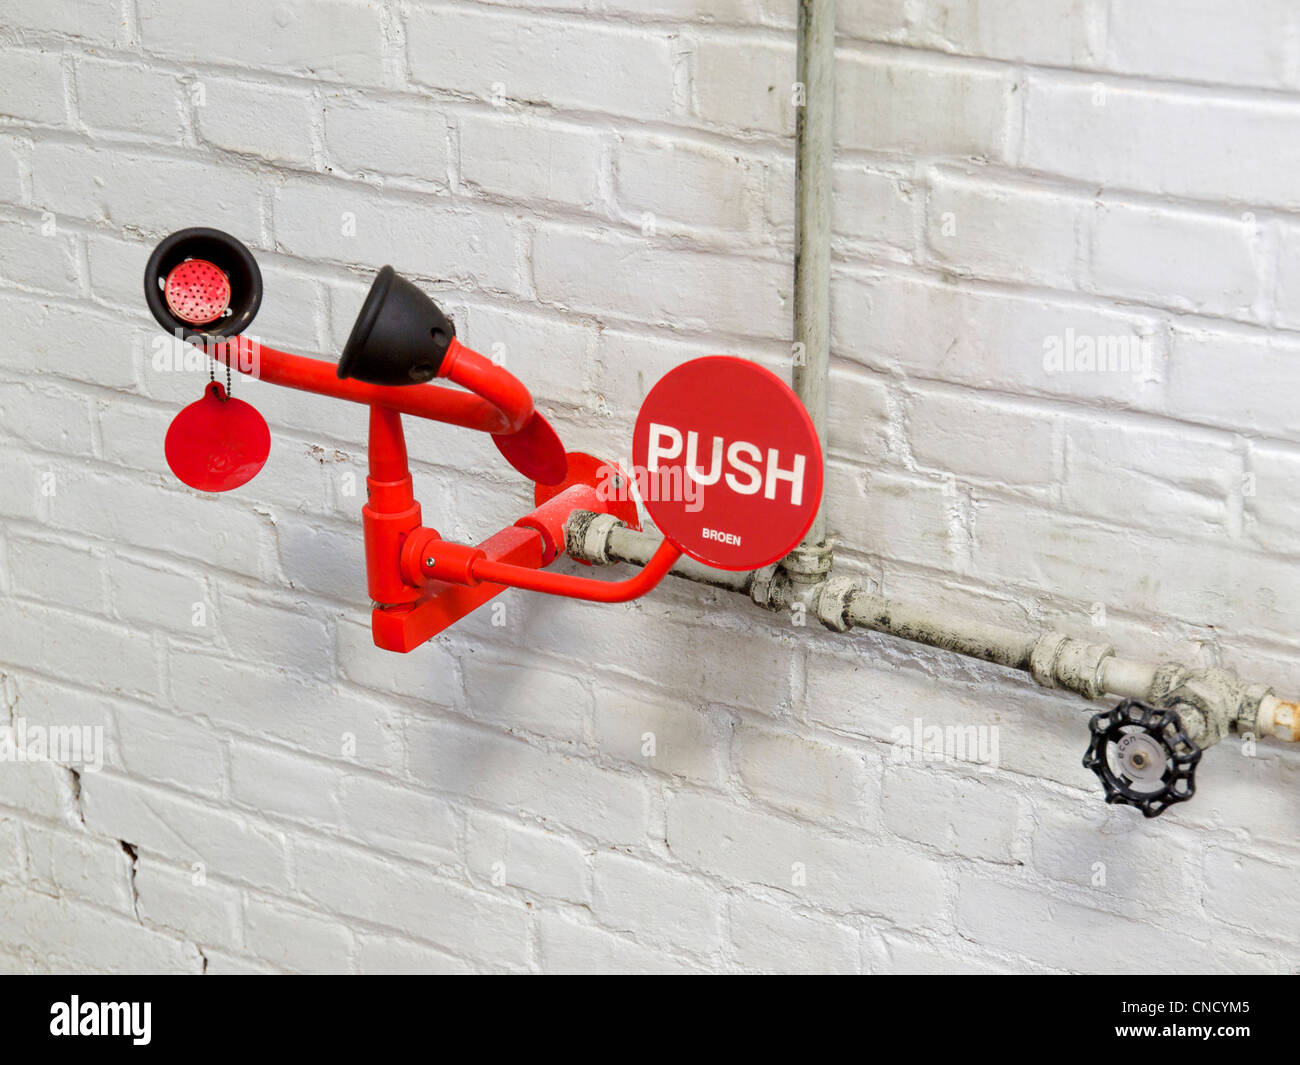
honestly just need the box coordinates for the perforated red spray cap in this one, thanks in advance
[164,259,231,325]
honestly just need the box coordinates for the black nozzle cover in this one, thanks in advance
[143,227,262,341]
[337,266,456,386]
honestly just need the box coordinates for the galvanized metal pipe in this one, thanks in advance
[565,513,1299,747]
[792,0,835,550]
[842,588,1038,671]
[566,510,754,593]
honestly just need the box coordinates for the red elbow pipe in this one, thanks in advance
[437,338,533,435]
[419,537,683,604]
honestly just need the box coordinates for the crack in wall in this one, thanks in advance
[0,672,17,728]
[65,767,84,826]
[119,840,140,921]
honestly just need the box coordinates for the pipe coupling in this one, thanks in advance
[1147,662,1274,749]
[1257,696,1299,742]
[815,575,858,632]
[748,564,787,611]
[780,540,835,586]
[566,510,623,566]
[1029,633,1115,699]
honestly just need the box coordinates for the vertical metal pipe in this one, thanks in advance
[792,0,835,548]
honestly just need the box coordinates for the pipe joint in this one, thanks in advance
[1147,663,1273,749]
[781,540,835,586]
[566,510,624,566]
[748,565,788,611]
[1257,695,1299,742]
[1029,633,1115,699]
[1234,682,1275,739]
[816,575,858,632]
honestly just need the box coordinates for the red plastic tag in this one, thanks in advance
[632,356,822,570]
[164,381,270,492]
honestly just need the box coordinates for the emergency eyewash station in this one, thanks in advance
[143,0,1297,819]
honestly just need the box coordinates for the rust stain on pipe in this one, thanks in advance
[1271,699,1299,742]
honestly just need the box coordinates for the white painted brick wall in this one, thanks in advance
[0,0,1296,975]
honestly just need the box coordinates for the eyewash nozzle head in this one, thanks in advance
[144,228,262,342]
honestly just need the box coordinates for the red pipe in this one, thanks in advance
[363,405,425,607]
[206,336,531,434]
[420,537,682,604]
[366,405,408,481]
[438,339,533,435]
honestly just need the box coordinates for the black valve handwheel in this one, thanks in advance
[1083,699,1201,818]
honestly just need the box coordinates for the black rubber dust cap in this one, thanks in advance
[337,265,456,386]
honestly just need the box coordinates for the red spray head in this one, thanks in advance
[163,257,232,325]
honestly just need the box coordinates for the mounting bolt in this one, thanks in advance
[424,557,436,569]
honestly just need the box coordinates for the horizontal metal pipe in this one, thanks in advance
[605,524,754,592]
[566,512,1299,745]
[842,590,1038,671]
[1099,657,1159,700]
